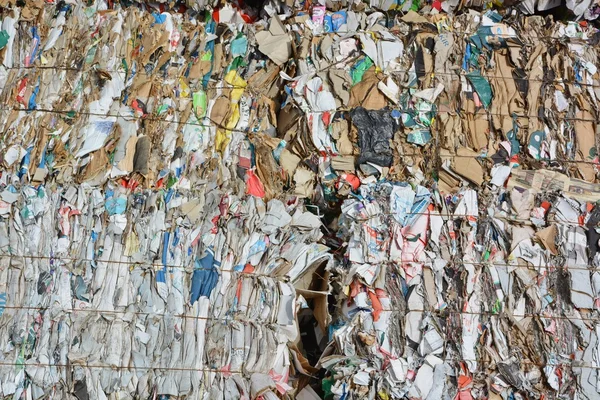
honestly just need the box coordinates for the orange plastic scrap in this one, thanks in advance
[368,290,383,321]
[338,173,361,191]
[455,362,474,400]
[246,169,266,198]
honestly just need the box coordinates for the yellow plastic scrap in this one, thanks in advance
[216,71,247,154]
[215,104,241,154]
[224,69,247,101]
[178,78,191,98]
[215,128,229,155]
[378,391,389,400]
[343,285,350,296]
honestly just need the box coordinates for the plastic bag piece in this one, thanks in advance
[351,107,398,167]
[506,115,521,156]
[466,71,493,109]
[246,169,266,198]
[0,30,9,50]
[190,248,220,304]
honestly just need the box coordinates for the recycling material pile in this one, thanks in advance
[2,0,600,399]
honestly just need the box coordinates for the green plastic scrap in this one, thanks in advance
[466,71,492,109]
[415,101,436,127]
[528,130,546,160]
[0,30,9,50]
[201,51,212,62]
[351,57,373,86]
[121,58,128,75]
[468,45,481,67]
[166,175,178,189]
[401,111,416,128]
[85,45,97,64]
[322,376,335,400]
[506,115,521,155]
[484,10,503,23]
[410,0,421,11]
[492,298,501,314]
[407,129,432,145]
[227,56,246,73]
[469,33,484,51]
[156,104,170,115]
[193,90,207,119]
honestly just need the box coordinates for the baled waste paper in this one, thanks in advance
[1,0,600,399]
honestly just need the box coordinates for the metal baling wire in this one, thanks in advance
[7,29,599,86]
[0,304,277,324]
[0,176,594,271]
[8,61,593,85]
[0,359,245,374]
[343,209,600,318]
[13,262,296,320]
[349,228,599,350]
[0,356,599,372]
[1,245,291,330]
[377,300,600,323]
[3,106,600,159]
[3,56,600,165]
[345,209,592,232]
[0,254,296,276]
[0,264,278,377]
[2,245,600,272]
[3,253,600,321]
[0,246,587,330]
[6,64,593,88]
[2,237,597,367]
